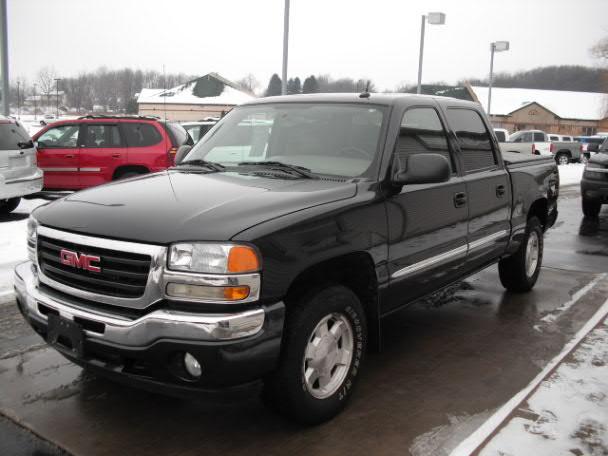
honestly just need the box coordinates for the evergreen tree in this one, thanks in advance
[302,75,320,93]
[287,77,301,94]
[265,74,282,97]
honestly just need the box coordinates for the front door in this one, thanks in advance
[445,107,511,271]
[36,124,81,189]
[385,105,469,314]
[78,123,126,189]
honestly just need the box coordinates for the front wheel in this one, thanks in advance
[263,284,367,424]
[498,217,543,292]
[0,197,21,215]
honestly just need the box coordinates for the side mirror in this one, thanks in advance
[392,153,451,186]
[587,143,600,153]
[33,141,39,149]
[174,145,192,165]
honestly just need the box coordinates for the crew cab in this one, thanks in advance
[581,137,608,217]
[32,115,192,190]
[0,117,43,214]
[15,94,559,424]
[501,129,583,164]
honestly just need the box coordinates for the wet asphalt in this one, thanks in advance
[0,184,607,456]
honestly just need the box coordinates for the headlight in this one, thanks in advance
[26,215,38,262]
[168,243,260,274]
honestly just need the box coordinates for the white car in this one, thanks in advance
[0,117,44,214]
[493,128,509,142]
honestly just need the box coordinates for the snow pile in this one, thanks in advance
[479,317,608,456]
[0,199,47,294]
[559,163,584,187]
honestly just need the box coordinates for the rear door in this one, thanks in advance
[121,122,166,171]
[385,104,469,313]
[445,107,511,271]
[35,124,80,189]
[78,123,127,188]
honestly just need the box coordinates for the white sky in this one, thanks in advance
[7,0,608,91]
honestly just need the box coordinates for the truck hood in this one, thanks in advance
[589,152,608,167]
[34,170,357,244]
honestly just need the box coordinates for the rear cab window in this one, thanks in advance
[446,108,498,173]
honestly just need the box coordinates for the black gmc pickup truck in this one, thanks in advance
[15,94,558,424]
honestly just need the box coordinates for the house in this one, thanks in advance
[137,73,255,121]
[469,86,608,136]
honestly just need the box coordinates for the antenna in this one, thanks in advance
[162,64,167,122]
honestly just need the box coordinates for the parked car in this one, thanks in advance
[32,115,193,190]
[0,117,44,214]
[547,134,574,142]
[577,135,606,154]
[493,128,509,142]
[581,137,608,217]
[15,94,558,424]
[501,130,583,164]
[181,120,217,143]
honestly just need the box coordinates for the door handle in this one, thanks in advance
[111,153,121,158]
[453,192,467,208]
[496,185,506,198]
[65,154,75,159]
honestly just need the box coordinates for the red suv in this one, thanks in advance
[32,115,193,190]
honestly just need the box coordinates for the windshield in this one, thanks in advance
[183,103,386,177]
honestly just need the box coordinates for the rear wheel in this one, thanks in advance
[555,153,570,165]
[0,197,21,215]
[263,284,367,424]
[582,197,601,218]
[499,217,543,292]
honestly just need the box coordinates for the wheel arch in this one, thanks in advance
[112,165,149,180]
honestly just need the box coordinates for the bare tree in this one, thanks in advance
[236,74,259,94]
[591,36,608,61]
[37,66,58,108]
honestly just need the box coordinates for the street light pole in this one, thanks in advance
[33,83,37,121]
[487,41,509,115]
[416,12,446,95]
[281,0,290,95]
[16,80,20,119]
[54,78,61,118]
[0,0,9,116]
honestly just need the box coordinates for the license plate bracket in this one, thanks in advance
[47,313,85,358]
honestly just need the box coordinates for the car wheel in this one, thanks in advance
[0,197,21,215]
[556,153,570,165]
[498,216,543,293]
[263,284,367,424]
[582,197,601,218]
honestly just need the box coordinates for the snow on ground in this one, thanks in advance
[559,163,584,187]
[479,316,608,456]
[0,199,47,295]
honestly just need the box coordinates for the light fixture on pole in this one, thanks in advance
[281,0,290,95]
[487,41,509,115]
[54,78,61,119]
[417,12,445,95]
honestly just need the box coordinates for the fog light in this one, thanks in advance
[184,352,202,378]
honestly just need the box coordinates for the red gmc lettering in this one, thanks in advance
[60,249,101,273]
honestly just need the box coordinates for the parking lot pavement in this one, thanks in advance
[0,185,606,456]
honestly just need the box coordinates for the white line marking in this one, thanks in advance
[0,289,14,299]
[540,273,607,323]
[450,294,608,456]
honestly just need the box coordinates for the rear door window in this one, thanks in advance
[0,123,31,150]
[82,124,123,148]
[446,108,497,173]
[122,123,163,147]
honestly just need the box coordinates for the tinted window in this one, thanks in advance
[165,122,193,146]
[184,125,201,143]
[0,123,31,150]
[37,125,79,148]
[447,108,496,172]
[122,123,162,147]
[82,124,122,148]
[534,132,545,142]
[494,130,506,142]
[397,107,453,172]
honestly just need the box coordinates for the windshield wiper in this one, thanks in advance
[238,161,316,179]
[177,159,225,172]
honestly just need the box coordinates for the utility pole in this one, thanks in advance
[54,77,61,118]
[0,0,9,116]
[281,0,290,95]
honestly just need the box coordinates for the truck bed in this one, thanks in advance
[501,150,554,169]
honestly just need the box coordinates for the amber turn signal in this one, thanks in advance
[227,246,260,273]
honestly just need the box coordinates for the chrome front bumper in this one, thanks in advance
[14,261,265,344]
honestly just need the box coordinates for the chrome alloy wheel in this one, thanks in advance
[525,230,540,278]
[302,312,354,399]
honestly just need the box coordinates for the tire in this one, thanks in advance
[582,197,601,218]
[555,153,570,165]
[498,216,543,292]
[263,284,367,424]
[0,197,21,215]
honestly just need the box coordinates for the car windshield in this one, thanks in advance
[183,103,387,178]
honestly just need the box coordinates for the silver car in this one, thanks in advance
[0,117,44,214]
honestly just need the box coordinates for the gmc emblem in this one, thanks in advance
[60,249,101,273]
